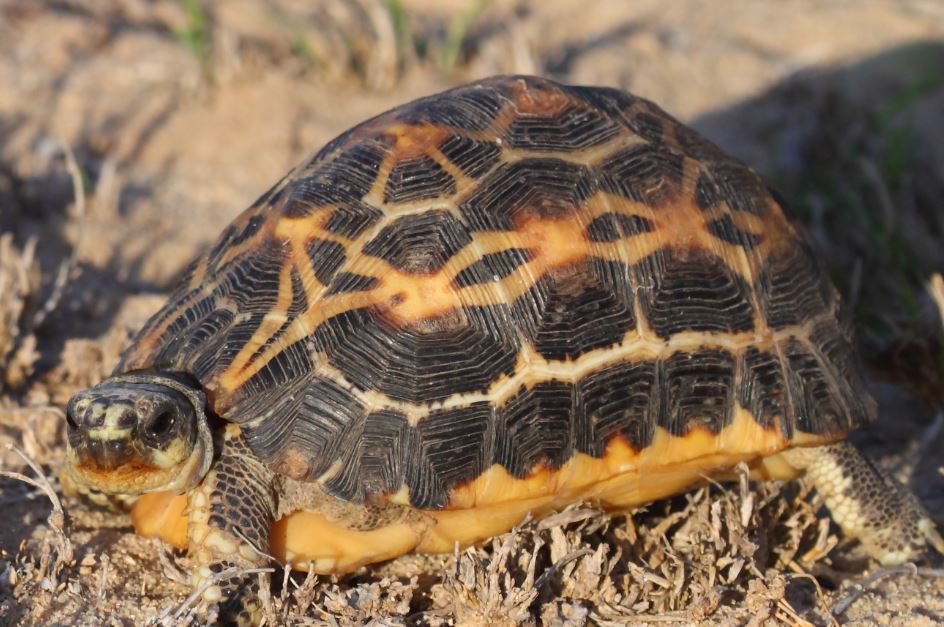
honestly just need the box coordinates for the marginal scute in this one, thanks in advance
[406,404,492,508]
[323,410,409,502]
[737,347,790,435]
[240,375,365,479]
[783,338,849,436]
[659,349,736,436]
[576,360,655,456]
[808,319,875,428]
[496,380,574,477]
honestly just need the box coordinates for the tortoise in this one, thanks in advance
[64,75,943,621]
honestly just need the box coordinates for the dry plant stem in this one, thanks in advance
[831,563,944,617]
[30,140,86,331]
[148,566,275,623]
[534,547,594,589]
[156,543,191,586]
[610,611,691,623]
[361,0,397,89]
[233,527,279,565]
[775,605,814,627]
[929,274,944,326]
[0,443,74,581]
[0,443,66,535]
[536,506,602,530]
[916,411,944,463]
[789,573,840,627]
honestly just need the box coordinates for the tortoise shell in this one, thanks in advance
[119,75,874,514]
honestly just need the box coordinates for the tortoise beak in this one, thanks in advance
[67,392,140,471]
[70,438,139,472]
[66,383,190,471]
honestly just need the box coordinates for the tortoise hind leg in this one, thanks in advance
[188,425,276,624]
[781,441,944,565]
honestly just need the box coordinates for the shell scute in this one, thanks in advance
[633,248,757,338]
[597,144,685,207]
[458,157,595,231]
[512,257,637,361]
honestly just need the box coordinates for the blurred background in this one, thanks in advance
[1,1,943,623]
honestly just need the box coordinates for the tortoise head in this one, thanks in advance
[65,373,213,495]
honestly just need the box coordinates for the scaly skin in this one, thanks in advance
[187,425,276,624]
[782,441,944,565]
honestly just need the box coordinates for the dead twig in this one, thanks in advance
[232,528,279,565]
[0,443,73,579]
[789,572,840,627]
[0,443,67,536]
[30,140,86,331]
[830,563,944,617]
[929,274,944,327]
[147,565,275,624]
[534,548,594,590]
[916,411,944,463]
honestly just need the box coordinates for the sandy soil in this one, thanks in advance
[2,0,944,624]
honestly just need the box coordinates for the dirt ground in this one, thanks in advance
[2,0,944,624]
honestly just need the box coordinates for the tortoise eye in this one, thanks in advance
[144,411,175,441]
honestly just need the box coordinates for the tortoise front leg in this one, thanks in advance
[782,441,944,565]
[188,425,276,624]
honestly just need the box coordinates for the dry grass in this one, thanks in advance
[127,470,838,624]
[0,234,39,392]
[0,444,73,595]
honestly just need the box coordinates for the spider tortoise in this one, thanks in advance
[65,75,943,621]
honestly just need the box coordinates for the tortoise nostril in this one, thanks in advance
[66,409,79,431]
[117,408,138,428]
[145,410,176,440]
